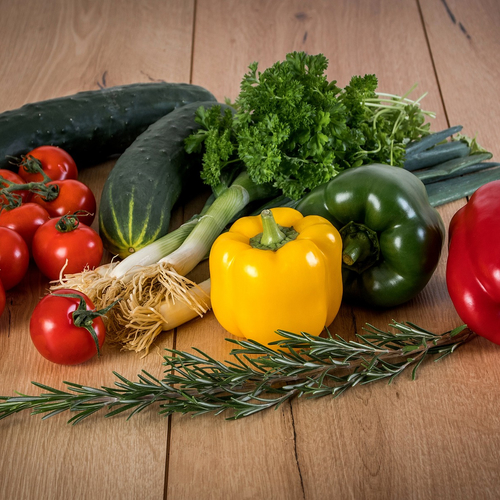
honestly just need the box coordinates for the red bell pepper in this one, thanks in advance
[446,180,500,345]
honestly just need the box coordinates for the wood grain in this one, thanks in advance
[192,0,448,119]
[0,0,499,499]
[420,0,500,156]
[0,0,195,108]
[0,1,196,499]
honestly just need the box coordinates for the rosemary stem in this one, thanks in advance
[0,323,474,423]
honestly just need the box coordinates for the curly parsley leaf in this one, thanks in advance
[186,52,434,200]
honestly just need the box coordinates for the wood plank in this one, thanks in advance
[0,1,195,499]
[191,0,448,118]
[419,0,500,157]
[0,0,195,107]
[167,1,467,499]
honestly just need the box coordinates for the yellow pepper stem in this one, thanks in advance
[260,209,286,246]
[250,209,299,251]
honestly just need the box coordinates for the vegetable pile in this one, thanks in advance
[0,51,499,423]
[55,52,445,352]
[38,51,499,357]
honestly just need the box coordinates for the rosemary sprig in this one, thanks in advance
[0,321,473,424]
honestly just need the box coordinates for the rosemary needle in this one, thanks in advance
[0,321,474,424]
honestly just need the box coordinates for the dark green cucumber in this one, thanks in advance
[0,82,216,170]
[99,101,231,258]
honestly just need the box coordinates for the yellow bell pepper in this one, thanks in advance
[209,207,343,345]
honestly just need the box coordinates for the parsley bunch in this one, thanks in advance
[186,51,434,200]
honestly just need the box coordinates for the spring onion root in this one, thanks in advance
[48,222,205,351]
[51,262,121,307]
[112,275,212,355]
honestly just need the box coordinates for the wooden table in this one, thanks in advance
[1,1,499,498]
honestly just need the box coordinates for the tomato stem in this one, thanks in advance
[51,293,120,358]
[54,211,93,232]
[0,159,58,210]
[19,155,45,176]
[55,214,80,232]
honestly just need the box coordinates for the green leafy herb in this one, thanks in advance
[352,84,434,167]
[0,321,473,423]
[186,52,435,200]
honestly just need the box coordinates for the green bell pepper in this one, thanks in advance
[295,163,445,308]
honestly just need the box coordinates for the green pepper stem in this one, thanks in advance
[342,233,372,266]
[339,221,380,273]
[260,209,286,247]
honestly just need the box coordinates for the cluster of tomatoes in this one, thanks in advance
[0,146,107,365]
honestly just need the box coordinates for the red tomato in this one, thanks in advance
[0,279,5,318]
[31,179,96,227]
[18,146,78,183]
[0,226,29,290]
[0,169,31,207]
[32,215,103,280]
[0,203,50,253]
[30,289,105,365]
